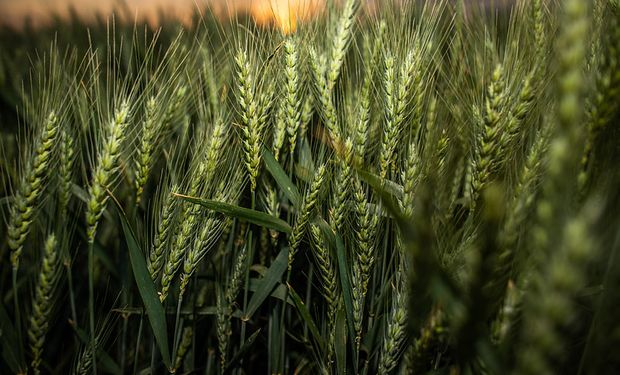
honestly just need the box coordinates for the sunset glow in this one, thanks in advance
[0,0,327,32]
[249,0,324,33]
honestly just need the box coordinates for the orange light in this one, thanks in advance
[250,0,323,34]
[0,0,328,32]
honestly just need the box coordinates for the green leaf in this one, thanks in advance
[299,138,316,177]
[335,306,347,375]
[107,193,172,369]
[0,302,24,373]
[287,284,326,351]
[262,146,302,208]
[174,193,292,233]
[356,168,415,243]
[356,169,403,199]
[243,248,289,320]
[224,329,262,373]
[268,307,282,372]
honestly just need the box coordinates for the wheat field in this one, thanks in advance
[0,0,619,374]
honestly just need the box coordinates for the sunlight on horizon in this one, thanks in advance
[0,0,330,32]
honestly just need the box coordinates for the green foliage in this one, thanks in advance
[1,0,620,373]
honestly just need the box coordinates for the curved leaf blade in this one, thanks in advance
[262,147,302,208]
[243,248,289,320]
[108,194,172,369]
[174,193,292,233]
[288,284,326,351]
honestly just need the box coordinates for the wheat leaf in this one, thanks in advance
[287,283,327,351]
[243,247,289,320]
[262,146,302,208]
[174,193,293,233]
[108,193,172,369]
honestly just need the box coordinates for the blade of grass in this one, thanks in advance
[243,247,289,320]
[287,283,327,351]
[356,169,403,199]
[174,193,292,233]
[269,306,282,374]
[335,306,347,374]
[296,137,316,183]
[262,146,302,208]
[113,281,295,317]
[107,191,172,369]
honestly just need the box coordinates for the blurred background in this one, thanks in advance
[0,0,513,31]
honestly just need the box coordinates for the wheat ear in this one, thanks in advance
[148,188,178,281]
[235,48,263,192]
[58,127,75,219]
[330,138,353,232]
[471,64,506,207]
[326,0,357,91]
[310,49,342,145]
[351,177,378,344]
[85,101,130,243]
[283,37,302,157]
[288,164,327,270]
[8,111,59,269]
[310,224,339,369]
[28,234,60,375]
[378,268,408,374]
[134,96,158,204]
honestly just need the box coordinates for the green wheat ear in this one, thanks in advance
[310,48,342,145]
[378,266,408,375]
[327,0,358,91]
[283,37,302,157]
[309,223,339,367]
[85,101,130,243]
[288,164,327,270]
[134,96,158,205]
[235,48,264,193]
[2,0,619,372]
[8,111,59,269]
[148,187,178,281]
[28,233,60,375]
[330,138,353,232]
[471,64,507,208]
